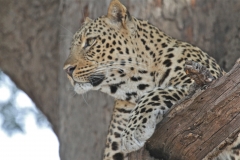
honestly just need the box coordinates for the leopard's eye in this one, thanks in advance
[84,37,96,49]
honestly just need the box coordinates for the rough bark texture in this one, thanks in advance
[129,59,240,160]
[0,0,239,160]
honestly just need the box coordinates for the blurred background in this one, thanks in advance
[0,0,239,160]
[0,71,59,160]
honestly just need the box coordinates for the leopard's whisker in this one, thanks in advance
[96,63,146,71]
[97,60,147,67]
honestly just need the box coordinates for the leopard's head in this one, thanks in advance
[63,0,138,94]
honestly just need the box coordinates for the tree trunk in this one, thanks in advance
[129,59,240,160]
[0,0,239,160]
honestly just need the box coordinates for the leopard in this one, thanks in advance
[63,0,240,159]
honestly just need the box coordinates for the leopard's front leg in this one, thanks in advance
[122,87,189,153]
[104,100,135,160]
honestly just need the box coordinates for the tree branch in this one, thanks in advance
[129,59,240,160]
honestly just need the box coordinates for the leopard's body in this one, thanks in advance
[63,0,240,160]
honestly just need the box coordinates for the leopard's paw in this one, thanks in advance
[121,114,157,153]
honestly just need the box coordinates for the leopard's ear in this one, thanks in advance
[107,0,131,28]
[84,17,93,24]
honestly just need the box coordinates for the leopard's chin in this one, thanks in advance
[74,82,93,94]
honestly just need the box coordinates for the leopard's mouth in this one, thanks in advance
[73,73,105,94]
[88,74,105,87]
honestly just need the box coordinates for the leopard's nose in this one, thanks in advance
[64,65,76,77]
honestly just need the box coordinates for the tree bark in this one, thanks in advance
[129,59,240,159]
[0,0,239,160]
[0,0,60,135]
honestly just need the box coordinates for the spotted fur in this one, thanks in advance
[63,0,240,160]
